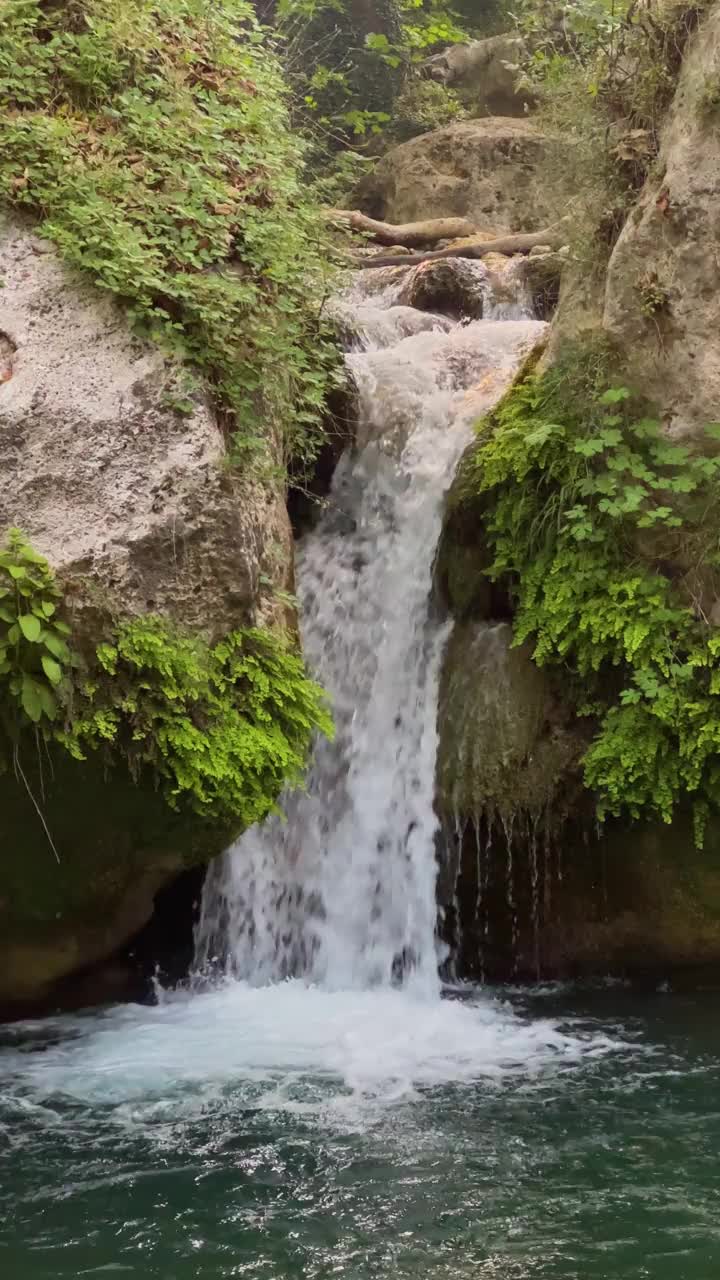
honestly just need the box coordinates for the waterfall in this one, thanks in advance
[195,263,546,994]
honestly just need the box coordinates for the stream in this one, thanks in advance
[2,264,720,1278]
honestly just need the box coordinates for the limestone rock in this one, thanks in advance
[0,216,293,637]
[0,216,296,1007]
[603,3,720,438]
[357,119,551,231]
[425,34,534,117]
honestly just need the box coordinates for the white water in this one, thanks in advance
[195,264,545,996]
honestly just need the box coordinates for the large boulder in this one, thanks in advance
[357,119,551,230]
[603,3,720,439]
[0,217,296,1007]
[0,217,293,636]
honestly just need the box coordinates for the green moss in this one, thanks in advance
[460,343,720,843]
[0,0,342,474]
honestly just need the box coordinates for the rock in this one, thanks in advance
[515,248,567,319]
[603,3,720,438]
[357,119,552,231]
[0,216,293,636]
[425,34,534,117]
[396,258,487,318]
[436,622,582,825]
[0,216,296,1007]
[529,243,552,257]
[0,752,239,1009]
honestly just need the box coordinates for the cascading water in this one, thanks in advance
[195,263,546,993]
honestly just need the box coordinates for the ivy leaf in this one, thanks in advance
[41,654,63,685]
[574,438,605,457]
[43,631,70,662]
[599,387,631,405]
[21,676,43,722]
[18,613,42,642]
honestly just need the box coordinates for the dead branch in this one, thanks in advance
[359,220,571,269]
[323,209,479,247]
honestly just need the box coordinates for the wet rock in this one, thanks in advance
[396,259,487,319]
[0,215,296,1008]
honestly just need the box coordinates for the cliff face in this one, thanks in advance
[0,218,297,1008]
[602,3,720,440]
[434,3,720,980]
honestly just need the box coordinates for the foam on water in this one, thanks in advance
[0,982,624,1119]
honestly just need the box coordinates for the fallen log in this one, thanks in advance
[323,209,479,247]
[360,220,570,269]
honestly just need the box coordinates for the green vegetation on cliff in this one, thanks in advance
[466,348,720,843]
[0,533,331,829]
[0,0,341,474]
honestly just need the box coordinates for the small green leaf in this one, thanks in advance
[43,631,70,662]
[18,613,42,642]
[21,677,43,723]
[41,654,63,685]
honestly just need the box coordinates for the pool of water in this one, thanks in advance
[2,982,720,1278]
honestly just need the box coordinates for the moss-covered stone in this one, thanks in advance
[436,621,583,824]
[0,749,239,1006]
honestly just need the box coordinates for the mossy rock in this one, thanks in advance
[436,620,583,823]
[0,749,240,1006]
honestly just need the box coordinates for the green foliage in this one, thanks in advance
[0,531,74,740]
[62,618,332,826]
[0,532,331,825]
[0,0,343,476]
[269,0,477,158]
[470,348,720,843]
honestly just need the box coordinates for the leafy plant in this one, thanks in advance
[468,346,720,843]
[0,530,74,738]
[0,0,344,480]
[62,618,333,827]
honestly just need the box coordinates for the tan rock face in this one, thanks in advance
[603,4,720,438]
[357,119,551,231]
[0,217,293,638]
[0,217,297,1009]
